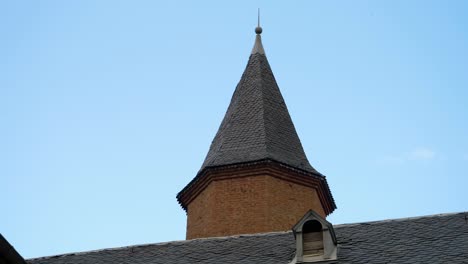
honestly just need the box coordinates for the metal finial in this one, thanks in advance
[258,8,260,27]
[255,8,262,34]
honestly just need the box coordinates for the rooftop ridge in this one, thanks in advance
[26,231,292,261]
[333,211,468,228]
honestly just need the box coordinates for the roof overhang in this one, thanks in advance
[177,159,337,215]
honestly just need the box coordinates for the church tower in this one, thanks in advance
[177,25,336,240]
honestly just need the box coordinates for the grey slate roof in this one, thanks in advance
[28,212,468,264]
[200,33,318,174]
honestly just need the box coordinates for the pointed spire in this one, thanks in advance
[199,21,317,174]
[177,22,336,220]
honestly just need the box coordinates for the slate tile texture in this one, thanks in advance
[28,212,468,264]
[199,36,318,174]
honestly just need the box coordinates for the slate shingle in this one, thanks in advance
[200,35,318,174]
[27,212,468,264]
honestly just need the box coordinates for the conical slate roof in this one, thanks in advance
[200,31,318,174]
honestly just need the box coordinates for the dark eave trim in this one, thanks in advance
[177,159,336,215]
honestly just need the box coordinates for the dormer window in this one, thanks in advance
[290,210,337,263]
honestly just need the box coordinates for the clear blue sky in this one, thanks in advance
[1,0,467,259]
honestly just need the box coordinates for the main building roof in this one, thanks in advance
[27,212,468,264]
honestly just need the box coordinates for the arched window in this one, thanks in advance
[302,220,324,256]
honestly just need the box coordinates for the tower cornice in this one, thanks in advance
[177,159,337,216]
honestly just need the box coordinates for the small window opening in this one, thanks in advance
[302,220,323,256]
